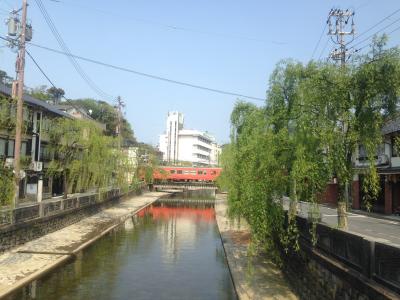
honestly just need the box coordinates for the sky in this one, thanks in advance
[0,0,399,145]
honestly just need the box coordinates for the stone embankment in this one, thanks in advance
[0,192,168,299]
[215,194,298,300]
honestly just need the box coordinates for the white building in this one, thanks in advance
[123,146,139,184]
[158,111,221,166]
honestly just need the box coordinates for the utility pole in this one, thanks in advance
[115,96,125,149]
[8,0,29,208]
[327,9,355,66]
[327,8,355,230]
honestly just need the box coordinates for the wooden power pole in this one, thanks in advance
[12,0,29,207]
[115,96,125,149]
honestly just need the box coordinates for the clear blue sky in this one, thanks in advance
[0,0,399,145]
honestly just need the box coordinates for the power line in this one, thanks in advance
[355,24,400,53]
[35,0,111,100]
[351,15,400,48]
[45,0,286,46]
[27,41,266,102]
[318,37,330,61]
[34,0,113,101]
[311,21,328,60]
[351,8,400,43]
[26,49,56,86]
[25,48,96,120]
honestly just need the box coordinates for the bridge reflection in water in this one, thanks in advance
[138,202,216,222]
[11,197,236,300]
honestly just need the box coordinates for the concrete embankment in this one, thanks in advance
[0,192,169,299]
[215,194,298,300]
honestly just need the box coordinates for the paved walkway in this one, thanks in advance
[282,198,400,247]
[215,194,298,300]
[0,192,168,299]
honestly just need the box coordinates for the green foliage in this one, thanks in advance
[137,143,162,184]
[47,118,134,198]
[0,164,14,206]
[29,85,51,102]
[68,98,137,146]
[0,96,16,131]
[221,38,400,253]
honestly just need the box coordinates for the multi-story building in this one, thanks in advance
[351,116,400,215]
[158,111,221,166]
[0,83,106,202]
[0,83,71,201]
[320,116,400,215]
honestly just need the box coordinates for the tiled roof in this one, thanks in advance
[382,115,400,135]
[0,83,71,118]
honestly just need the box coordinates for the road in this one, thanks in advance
[282,198,400,247]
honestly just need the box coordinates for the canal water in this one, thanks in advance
[11,196,237,299]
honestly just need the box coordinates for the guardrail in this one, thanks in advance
[288,210,400,295]
[154,182,217,190]
[0,181,147,228]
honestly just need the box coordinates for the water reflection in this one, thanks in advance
[10,200,236,300]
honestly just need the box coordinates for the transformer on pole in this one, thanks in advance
[327,8,355,66]
[5,1,31,208]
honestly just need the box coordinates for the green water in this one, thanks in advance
[12,201,236,300]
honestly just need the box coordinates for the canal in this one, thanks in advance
[11,196,237,299]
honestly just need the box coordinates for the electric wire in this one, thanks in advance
[351,16,400,48]
[351,8,400,43]
[318,37,330,61]
[35,0,111,100]
[45,0,286,45]
[26,41,265,102]
[25,48,96,120]
[355,24,400,53]
[311,21,328,60]
[0,34,265,102]
[34,0,113,101]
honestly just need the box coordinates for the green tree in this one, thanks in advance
[68,98,137,146]
[47,118,132,198]
[29,85,51,101]
[47,87,65,104]
[220,37,400,254]
[0,164,14,206]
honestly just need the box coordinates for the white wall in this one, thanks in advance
[158,134,167,161]
[158,112,221,166]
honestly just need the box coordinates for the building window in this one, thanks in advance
[0,138,6,157]
[392,137,399,157]
[7,140,14,157]
[40,144,51,161]
[21,141,27,156]
[358,145,367,161]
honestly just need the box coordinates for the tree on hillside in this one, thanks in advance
[29,85,51,102]
[47,87,65,104]
[68,98,137,146]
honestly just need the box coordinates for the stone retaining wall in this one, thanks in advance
[281,214,400,300]
[0,187,145,253]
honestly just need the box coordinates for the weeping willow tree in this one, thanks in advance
[47,118,133,199]
[219,37,400,254]
[0,164,14,206]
